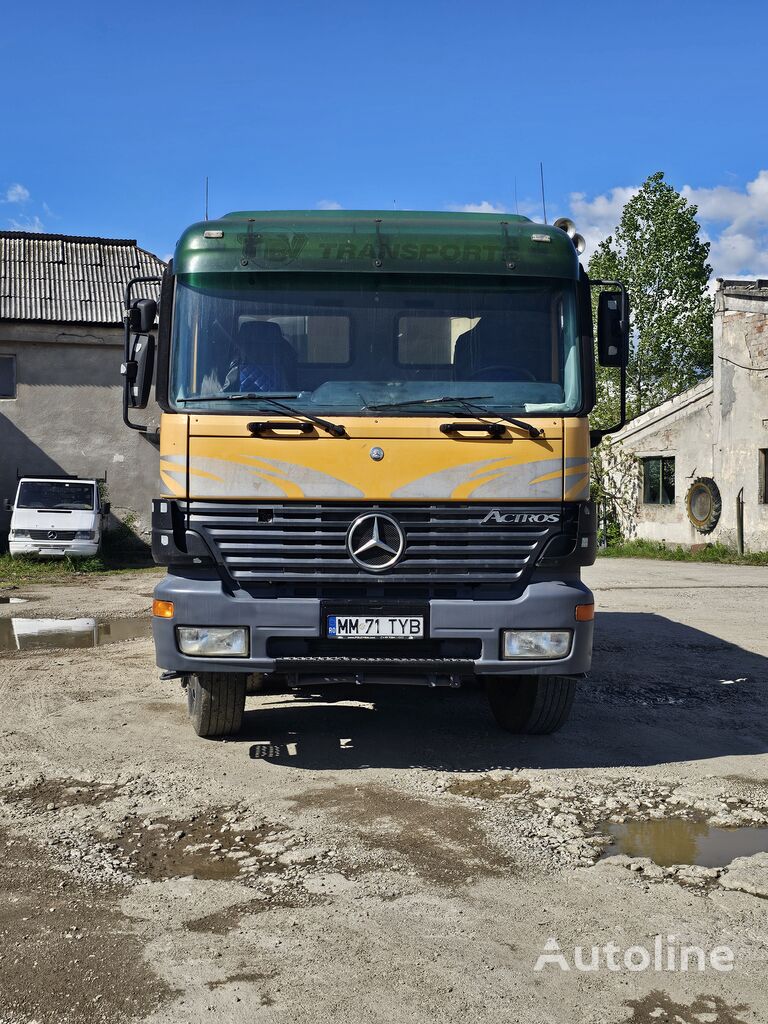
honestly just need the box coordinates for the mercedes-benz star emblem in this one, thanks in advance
[347,513,405,572]
[369,446,385,462]
[47,531,57,540]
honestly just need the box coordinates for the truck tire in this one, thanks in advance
[186,672,246,738]
[485,675,575,734]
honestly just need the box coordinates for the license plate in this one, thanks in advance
[327,615,424,639]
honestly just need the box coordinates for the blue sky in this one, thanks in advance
[2,0,767,277]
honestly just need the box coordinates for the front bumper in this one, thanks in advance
[152,573,594,678]
[9,541,99,559]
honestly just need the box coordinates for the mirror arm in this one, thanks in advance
[589,279,629,448]
[122,275,162,432]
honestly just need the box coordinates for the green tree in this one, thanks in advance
[588,171,713,422]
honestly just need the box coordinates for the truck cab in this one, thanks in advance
[122,210,628,738]
[8,477,106,558]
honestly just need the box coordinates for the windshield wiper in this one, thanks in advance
[178,393,346,437]
[367,395,543,438]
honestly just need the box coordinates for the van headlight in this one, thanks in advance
[75,530,95,540]
[176,626,249,657]
[501,630,572,659]
[11,530,30,539]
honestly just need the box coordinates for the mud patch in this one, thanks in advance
[619,990,750,1023]
[293,784,511,886]
[4,777,121,811]
[446,774,530,800]
[111,809,292,883]
[0,827,172,1024]
[206,970,274,1004]
[601,818,768,868]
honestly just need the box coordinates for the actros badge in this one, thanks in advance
[481,510,560,525]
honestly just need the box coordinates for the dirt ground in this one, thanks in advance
[0,559,766,1024]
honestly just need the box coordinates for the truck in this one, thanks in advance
[7,476,108,558]
[121,210,628,738]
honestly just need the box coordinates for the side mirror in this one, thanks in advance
[3,498,11,512]
[121,333,156,409]
[597,290,629,367]
[102,502,111,515]
[128,297,158,334]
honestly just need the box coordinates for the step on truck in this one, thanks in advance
[121,210,628,738]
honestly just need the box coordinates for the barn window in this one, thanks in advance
[642,456,675,505]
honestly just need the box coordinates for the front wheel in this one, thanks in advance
[485,675,575,734]
[186,672,246,739]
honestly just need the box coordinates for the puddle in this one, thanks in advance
[0,616,150,651]
[601,818,768,868]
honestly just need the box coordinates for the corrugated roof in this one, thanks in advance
[0,231,166,326]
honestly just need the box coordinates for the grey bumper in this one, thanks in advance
[152,574,594,677]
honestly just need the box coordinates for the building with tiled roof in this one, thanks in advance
[0,231,166,547]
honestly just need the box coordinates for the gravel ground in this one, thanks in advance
[0,558,766,1023]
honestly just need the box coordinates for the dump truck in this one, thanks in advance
[121,210,628,738]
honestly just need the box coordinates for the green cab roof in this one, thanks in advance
[173,209,579,279]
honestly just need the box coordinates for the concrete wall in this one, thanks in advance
[612,381,716,545]
[612,281,768,552]
[0,321,160,543]
[711,284,768,550]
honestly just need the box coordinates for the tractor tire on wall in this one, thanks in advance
[186,672,246,738]
[685,477,722,534]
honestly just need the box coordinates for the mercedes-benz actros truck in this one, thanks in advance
[121,210,628,738]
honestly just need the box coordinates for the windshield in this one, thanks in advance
[170,273,582,415]
[17,481,95,511]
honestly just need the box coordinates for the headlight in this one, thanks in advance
[11,530,30,539]
[176,626,249,657]
[75,530,94,540]
[501,630,572,659]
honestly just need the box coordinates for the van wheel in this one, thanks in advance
[485,675,575,734]
[186,672,246,738]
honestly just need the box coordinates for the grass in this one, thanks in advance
[598,538,768,566]
[0,540,157,586]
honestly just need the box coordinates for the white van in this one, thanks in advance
[7,477,108,559]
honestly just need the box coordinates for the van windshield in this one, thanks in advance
[17,481,95,511]
[170,273,582,415]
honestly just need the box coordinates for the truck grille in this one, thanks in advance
[186,501,558,583]
[28,530,77,541]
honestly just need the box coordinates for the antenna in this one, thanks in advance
[514,176,519,215]
[204,177,209,221]
[539,162,547,224]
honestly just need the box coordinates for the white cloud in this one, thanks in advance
[8,214,45,231]
[566,172,768,279]
[567,186,639,261]
[682,171,768,278]
[3,183,30,204]
[448,201,509,214]
[316,199,343,210]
